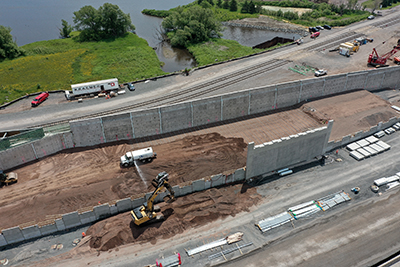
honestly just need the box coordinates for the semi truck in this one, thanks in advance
[64,78,119,100]
[120,147,157,167]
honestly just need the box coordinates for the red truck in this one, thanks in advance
[31,92,49,107]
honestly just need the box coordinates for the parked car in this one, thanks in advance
[128,83,135,91]
[316,25,324,30]
[323,24,332,30]
[310,32,320,38]
[368,15,375,20]
[31,92,49,107]
[315,69,328,77]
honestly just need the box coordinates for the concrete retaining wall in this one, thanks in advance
[246,121,333,179]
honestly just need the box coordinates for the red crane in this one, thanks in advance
[368,39,400,67]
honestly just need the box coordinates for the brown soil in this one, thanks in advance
[86,184,261,251]
[302,90,398,141]
[0,133,247,230]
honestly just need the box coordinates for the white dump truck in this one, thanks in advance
[120,147,157,167]
[64,78,119,100]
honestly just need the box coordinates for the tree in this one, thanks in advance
[241,0,250,13]
[162,5,222,47]
[207,0,214,5]
[73,3,134,41]
[0,25,24,60]
[249,1,257,14]
[59,19,73,38]
[216,0,223,8]
[230,0,238,11]
[223,0,230,9]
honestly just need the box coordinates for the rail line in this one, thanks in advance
[30,59,290,129]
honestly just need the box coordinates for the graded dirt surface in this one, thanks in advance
[302,90,399,141]
[86,184,261,252]
[0,133,247,230]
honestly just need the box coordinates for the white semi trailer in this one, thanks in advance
[64,78,119,100]
[120,147,157,167]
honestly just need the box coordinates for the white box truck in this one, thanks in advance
[65,78,119,100]
[120,147,157,167]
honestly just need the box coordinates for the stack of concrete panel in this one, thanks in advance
[376,140,391,151]
[346,142,361,151]
[349,150,365,160]
[365,136,379,144]
[317,191,351,211]
[363,146,378,156]
[288,201,321,219]
[369,143,385,153]
[257,212,293,233]
[356,147,371,158]
[356,139,370,147]
[374,175,399,186]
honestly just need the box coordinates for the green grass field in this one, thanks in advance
[0,32,165,105]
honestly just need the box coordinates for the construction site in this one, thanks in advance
[1,5,400,267]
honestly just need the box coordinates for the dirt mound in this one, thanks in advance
[86,184,261,251]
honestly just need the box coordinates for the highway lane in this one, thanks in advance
[1,7,400,131]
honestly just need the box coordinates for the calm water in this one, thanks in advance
[0,1,300,72]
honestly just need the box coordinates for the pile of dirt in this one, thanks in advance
[0,133,247,229]
[86,184,261,251]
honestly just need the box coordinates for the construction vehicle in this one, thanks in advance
[368,39,400,67]
[131,171,175,226]
[394,56,400,65]
[120,147,157,167]
[0,170,18,186]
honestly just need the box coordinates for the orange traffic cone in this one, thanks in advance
[82,232,86,238]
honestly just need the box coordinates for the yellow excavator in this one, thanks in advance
[131,171,175,226]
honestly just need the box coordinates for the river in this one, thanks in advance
[0,0,299,72]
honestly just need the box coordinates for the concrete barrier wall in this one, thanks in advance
[0,167,246,248]
[324,74,347,95]
[245,121,333,179]
[130,109,161,138]
[300,79,324,101]
[222,91,250,120]
[192,96,222,126]
[381,68,400,89]
[0,143,36,170]
[275,81,301,108]
[249,85,276,114]
[345,71,368,90]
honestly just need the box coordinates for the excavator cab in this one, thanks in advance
[131,171,175,226]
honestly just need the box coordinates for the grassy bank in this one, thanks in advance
[0,32,165,105]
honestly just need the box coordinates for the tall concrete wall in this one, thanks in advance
[222,91,250,120]
[192,96,222,126]
[70,118,104,147]
[275,81,301,108]
[246,121,333,179]
[161,103,192,132]
[249,85,276,114]
[130,109,161,138]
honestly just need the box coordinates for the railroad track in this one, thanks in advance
[370,16,400,28]
[31,59,290,129]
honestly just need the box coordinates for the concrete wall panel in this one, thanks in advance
[381,68,400,89]
[192,97,222,126]
[55,218,66,231]
[93,204,111,220]
[211,174,225,187]
[2,227,24,244]
[39,223,58,236]
[180,185,192,196]
[0,143,36,170]
[102,113,133,142]
[0,234,7,247]
[323,74,347,95]
[345,72,367,90]
[110,205,118,215]
[234,168,246,182]
[172,185,181,197]
[70,118,104,147]
[79,210,96,224]
[21,225,41,240]
[32,134,64,158]
[275,82,301,108]
[62,211,82,229]
[299,79,324,102]
[249,86,276,114]
[62,132,74,149]
[365,71,385,91]
[116,198,133,213]
[132,197,145,208]
[192,179,205,192]
[161,103,192,133]
[222,91,249,120]
[246,125,331,179]
[130,109,161,138]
